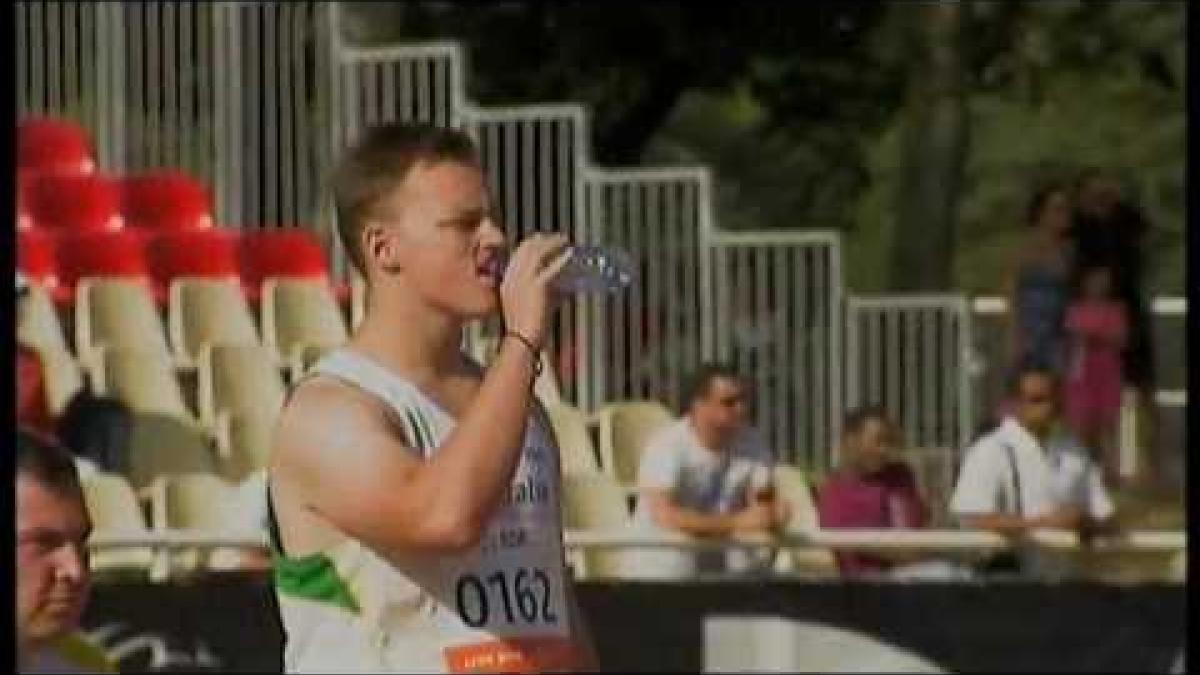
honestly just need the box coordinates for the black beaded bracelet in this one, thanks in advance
[503,330,544,377]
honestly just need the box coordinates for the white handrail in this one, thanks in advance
[88,528,1186,555]
[564,528,1185,554]
[971,295,1186,316]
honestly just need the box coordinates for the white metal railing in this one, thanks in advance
[578,168,711,416]
[709,235,843,469]
[17,2,324,228]
[845,295,974,460]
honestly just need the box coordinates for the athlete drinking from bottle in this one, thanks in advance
[268,123,597,672]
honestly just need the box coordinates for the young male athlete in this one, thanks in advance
[268,124,597,672]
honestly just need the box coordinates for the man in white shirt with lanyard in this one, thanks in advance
[950,365,1117,578]
[269,124,596,672]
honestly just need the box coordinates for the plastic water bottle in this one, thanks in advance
[551,245,636,294]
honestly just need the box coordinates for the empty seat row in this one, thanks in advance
[82,470,267,579]
[18,118,215,233]
[70,276,347,370]
[17,170,213,233]
[18,226,335,306]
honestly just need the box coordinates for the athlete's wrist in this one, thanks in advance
[502,330,544,379]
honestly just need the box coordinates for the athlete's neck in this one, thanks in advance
[352,288,466,385]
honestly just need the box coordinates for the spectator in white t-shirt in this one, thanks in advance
[950,365,1117,578]
[633,364,791,577]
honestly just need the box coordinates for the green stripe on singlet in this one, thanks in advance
[414,408,437,454]
[272,552,362,614]
[265,481,360,614]
[404,407,438,456]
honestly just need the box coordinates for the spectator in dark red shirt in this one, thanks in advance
[817,405,929,578]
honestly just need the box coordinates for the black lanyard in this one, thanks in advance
[1000,442,1023,515]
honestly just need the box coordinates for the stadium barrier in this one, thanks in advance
[78,571,1186,672]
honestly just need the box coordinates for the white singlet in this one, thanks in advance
[268,349,582,673]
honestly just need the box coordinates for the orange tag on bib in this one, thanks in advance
[444,636,580,673]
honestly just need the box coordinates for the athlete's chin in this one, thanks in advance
[450,290,501,320]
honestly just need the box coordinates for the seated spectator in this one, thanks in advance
[16,274,55,438]
[817,406,929,578]
[950,365,1117,579]
[56,393,133,478]
[632,364,790,578]
[17,429,116,673]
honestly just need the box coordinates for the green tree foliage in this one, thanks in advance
[858,0,1185,294]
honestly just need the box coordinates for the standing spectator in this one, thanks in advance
[1072,167,1157,484]
[17,430,115,673]
[1064,262,1128,483]
[950,365,1117,579]
[817,406,929,578]
[633,364,791,578]
[1072,168,1154,398]
[1005,182,1076,379]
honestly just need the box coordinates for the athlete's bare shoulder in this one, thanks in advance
[271,374,416,486]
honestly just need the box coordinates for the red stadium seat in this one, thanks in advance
[237,229,332,302]
[17,169,37,230]
[18,228,62,299]
[120,171,215,231]
[146,229,240,303]
[54,229,150,306]
[18,117,96,175]
[27,173,122,232]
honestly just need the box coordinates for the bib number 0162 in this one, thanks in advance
[455,567,558,628]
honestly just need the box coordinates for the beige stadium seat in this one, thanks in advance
[215,407,277,481]
[561,473,639,579]
[772,464,837,577]
[92,347,193,421]
[596,400,674,486]
[150,472,265,573]
[196,343,286,428]
[29,345,85,418]
[81,472,159,579]
[124,413,219,491]
[542,403,601,475]
[75,278,171,369]
[261,278,348,369]
[168,278,260,367]
[197,343,285,479]
[17,282,71,356]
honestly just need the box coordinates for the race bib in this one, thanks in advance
[441,428,577,672]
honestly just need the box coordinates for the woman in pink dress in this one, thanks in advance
[1064,262,1128,483]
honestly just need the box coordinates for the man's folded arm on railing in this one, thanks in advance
[642,489,781,538]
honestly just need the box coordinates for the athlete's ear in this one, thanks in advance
[364,222,404,274]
